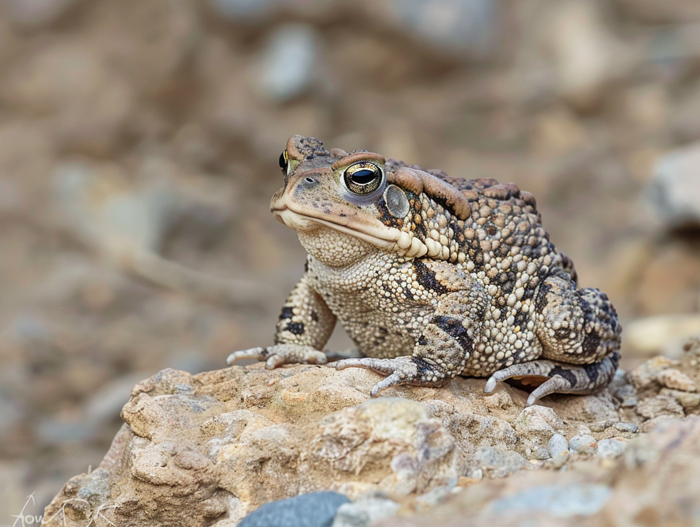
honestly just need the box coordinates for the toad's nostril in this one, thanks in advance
[305,177,314,184]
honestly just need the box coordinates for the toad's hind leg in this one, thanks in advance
[484,352,620,406]
[485,268,622,405]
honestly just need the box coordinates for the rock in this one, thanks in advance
[381,417,700,526]
[612,422,639,434]
[596,438,627,459]
[569,434,597,455]
[628,356,678,390]
[635,394,685,419]
[646,142,700,230]
[254,24,321,102]
[471,447,528,478]
[548,434,569,468]
[656,368,697,392]
[41,366,460,526]
[332,496,401,527]
[4,0,79,27]
[512,405,563,454]
[660,388,700,409]
[239,491,350,527]
[621,397,638,408]
[40,365,624,526]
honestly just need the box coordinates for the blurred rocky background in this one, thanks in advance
[0,0,699,522]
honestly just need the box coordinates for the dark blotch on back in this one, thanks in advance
[413,261,447,295]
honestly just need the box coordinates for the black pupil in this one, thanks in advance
[351,169,377,185]
[279,153,287,170]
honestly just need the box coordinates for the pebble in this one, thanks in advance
[589,420,617,432]
[621,397,639,408]
[548,434,570,468]
[239,491,350,527]
[569,434,597,455]
[596,438,627,460]
[256,24,320,102]
[613,422,639,434]
[332,497,400,527]
[472,447,527,478]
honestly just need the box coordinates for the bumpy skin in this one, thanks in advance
[227,135,622,405]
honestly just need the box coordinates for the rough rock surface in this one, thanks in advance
[380,415,700,527]
[42,338,700,526]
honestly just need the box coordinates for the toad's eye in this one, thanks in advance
[279,151,288,175]
[343,162,383,195]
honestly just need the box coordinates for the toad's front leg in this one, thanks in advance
[227,273,336,368]
[336,286,487,396]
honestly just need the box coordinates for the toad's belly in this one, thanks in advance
[325,294,431,359]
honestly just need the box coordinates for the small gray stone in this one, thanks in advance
[548,433,569,467]
[621,397,638,408]
[597,438,627,459]
[548,434,569,458]
[331,497,400,527]
[589,420,617,432]
[531,447,551,461]
[472,447,527,478]
[613,422,639,434]
[239,491,350,527]
[569,434,597,455]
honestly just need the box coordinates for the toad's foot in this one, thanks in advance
[226,344,327,369]
[484,352,620,406]
[335,356,448,397]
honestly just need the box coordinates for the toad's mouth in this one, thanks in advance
[271,205,399,250]
[271,204,429,258]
